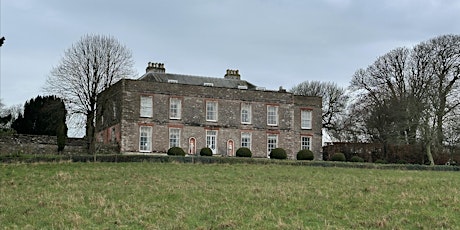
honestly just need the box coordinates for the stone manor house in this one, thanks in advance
[96,62,322,159]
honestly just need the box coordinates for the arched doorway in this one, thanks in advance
[227,139,235,156]
[189,137,196,155]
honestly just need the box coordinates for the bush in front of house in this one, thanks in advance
[350,156,364,162]
[330,152,346,162]
[374,159,387,164]
[269,148,287,159]
[200,147,213,156]
[396,159,408,164]
[297,149,314,160]
[167,147,186,156]
[236,147,252,157]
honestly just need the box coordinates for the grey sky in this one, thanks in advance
[1,0,460,107]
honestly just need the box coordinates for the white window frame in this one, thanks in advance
[206,101,218,122]
[267,134,278,156]
[206,130,218,154]
[139,126,152,152]
[301,136,311,150]
[301,110,312,129]
[241,132,252,150]
[267,105,278,126]
[169,128,181,148]
[169,98,182,120]
[140,96,153,118]
[241,103,252,124]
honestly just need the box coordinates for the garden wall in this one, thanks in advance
[0,134,88,155]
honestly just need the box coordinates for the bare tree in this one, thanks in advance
[290,81,349,139]
[44,34,136,153]
[0,100,22,130]
[349,35,460,165]
[423,35,460,148]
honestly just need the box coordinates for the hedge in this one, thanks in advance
[1,154,459,171]
[167,147,186,156]
[236,147,252,158]
[297,149,314,160]
[330,152,346,162]
[200,148,213,156]
[269,148,287,159]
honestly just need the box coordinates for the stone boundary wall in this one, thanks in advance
[0,134,88,155]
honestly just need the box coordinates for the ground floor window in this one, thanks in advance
[206,130,217,154]
[267,134,278,156]
[301,136,311,150]
[169,128,181,148]
[241,132,252,150]
[139,126,152,152]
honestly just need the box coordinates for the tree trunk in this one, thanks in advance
[426,142,435,166]
[86,111,96,154]
[436,96,446,149]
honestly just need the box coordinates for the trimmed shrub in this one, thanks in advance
[350,156,364,162]
[236,147,252,158]
[374,159,387,164]
[269,148,287,160]
[200,147,213,156]
[330,152,346,162]
[167,147,186,156]
[297,149,314,160]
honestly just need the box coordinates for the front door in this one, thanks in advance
[206,130,217,154]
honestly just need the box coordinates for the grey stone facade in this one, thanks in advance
[96,63,322,159]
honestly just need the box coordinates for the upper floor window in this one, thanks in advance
[170,98,182,120]
[267,105,278,126]
[301,136,311,150]
[206,101,218,122]
[241,103,252,124]
[140,96,153,118]
[241,132,252,150]
[301,110,312,129]
[169,128,181,148]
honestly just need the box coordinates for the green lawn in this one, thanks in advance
[1,162,459,229]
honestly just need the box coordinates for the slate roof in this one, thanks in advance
[138,72,257,90]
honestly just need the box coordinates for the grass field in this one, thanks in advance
[1,162,459,229]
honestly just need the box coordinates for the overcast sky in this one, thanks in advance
[1,0,460,108]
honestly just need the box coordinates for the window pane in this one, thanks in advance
[267,134,278,155]
[241,132,251,150]
[241,103,251,124]
[170,98,181,119]
[301,110,312,129]
[301,136,311,150]
[139,126,152,152]
[206,101,218,121]
[140,96,153,118]
[267,106,278,126]
[169,128,180,148]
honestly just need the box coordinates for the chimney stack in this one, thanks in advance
[146,62,166,73]
[224,69,240,80]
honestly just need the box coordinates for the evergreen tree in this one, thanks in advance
[12,96,68,152]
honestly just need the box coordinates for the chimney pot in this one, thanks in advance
[146,62,166,73]
[224,69,241,80]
